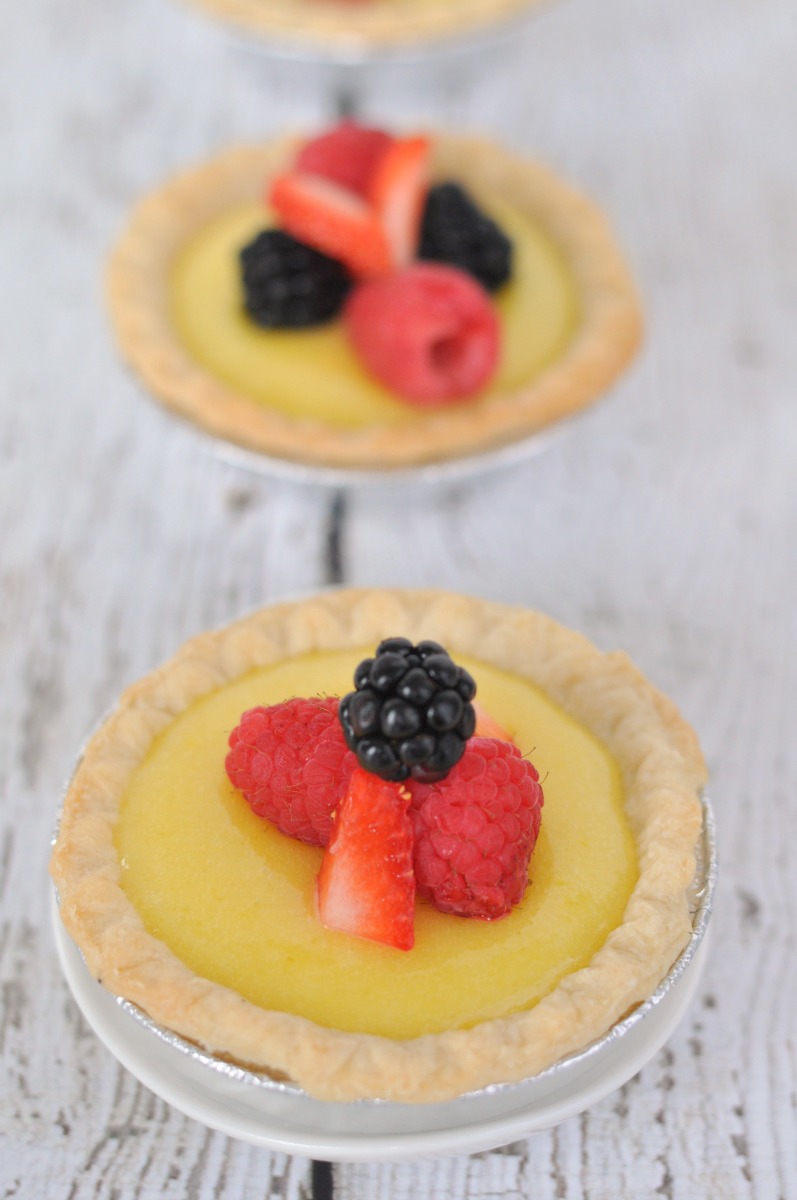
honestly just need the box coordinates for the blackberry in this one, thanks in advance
[240,229,352,329]
[339,638,477,783]
[419,182,513,293]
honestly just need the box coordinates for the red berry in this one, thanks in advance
[316,766,415,951]
[296,121,392,198]
[409,738,543,919]
[344,263,500,404]
[271,127,430,280]
[367,135,430,270]
[225,698,356,847]
[269,171,393,279]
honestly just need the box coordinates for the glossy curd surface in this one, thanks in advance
[115,651,637,1040]
[169,195,579,429]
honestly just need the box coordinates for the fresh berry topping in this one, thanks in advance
[419,182,513,293]
[316,766,415,951]
[270,127,429,279]
[225,698,356,846]
[296,121,392,197]
[367,135,431,270]
[339,640,477,783]
[269,172,393,279]
[410,738,544,920]
[240,229,352,329]
[344,263,500,404]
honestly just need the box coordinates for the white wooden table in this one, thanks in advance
[2,0,796,1194]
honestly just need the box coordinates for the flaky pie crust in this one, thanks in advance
[107,134,642,471]
[51,589,705,1103]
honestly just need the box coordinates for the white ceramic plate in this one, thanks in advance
[51,799,715,1161]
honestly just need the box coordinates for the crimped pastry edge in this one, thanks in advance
[106,133,642,471]
[50,589,705,1103]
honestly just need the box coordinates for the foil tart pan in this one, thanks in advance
[52,783,716,1159]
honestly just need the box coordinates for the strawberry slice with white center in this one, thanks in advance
[368,135,431,270]
[295,121,393,198]
[269,172,393,279]
[269,126,431,280]
[316,766,415,951]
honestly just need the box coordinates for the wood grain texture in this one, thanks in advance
[1,0,795,1194]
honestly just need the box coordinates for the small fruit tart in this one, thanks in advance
[107,124,642,471]
[50,589,705,1103]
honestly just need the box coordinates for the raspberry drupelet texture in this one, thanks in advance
[225,697,356,846]
[339,638,477,784]
[409,737,544,919]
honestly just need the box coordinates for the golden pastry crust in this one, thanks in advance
[107,134,642,472]
[51,589,705,1103]
[184,0,547,51]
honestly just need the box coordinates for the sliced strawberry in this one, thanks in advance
[368,135,431,270]
[269,172,392,279]
[296,121,393,198]
[316,766,415,951]
[473,702,513,744]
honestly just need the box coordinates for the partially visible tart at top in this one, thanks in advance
[107,125,642,472]
[183,0,551,53]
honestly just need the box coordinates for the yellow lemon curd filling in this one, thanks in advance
[115,651,637,1041]
[169,195,579,429]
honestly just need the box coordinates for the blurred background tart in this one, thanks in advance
[107,126,642,473]
[178,0,553,54]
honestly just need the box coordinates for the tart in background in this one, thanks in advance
[107,126,642,472]
[182,0,552,53]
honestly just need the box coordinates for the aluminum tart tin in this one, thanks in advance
[52,787,716,1159]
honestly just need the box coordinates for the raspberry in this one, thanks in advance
[240,229,352,328]
[344,263,500,404]
[339,638,477,783]
[419,182,513,292]
[296,121,392,198]
[316,766,415,951]
[409,738,544,919]
[225,697,356,846]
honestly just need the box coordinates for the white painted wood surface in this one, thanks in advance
[2,0,796,1194]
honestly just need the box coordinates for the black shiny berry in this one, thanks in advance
[347,689,381,737]
[338,639,477,782]
[397,667,436,707]
[419,183,513,293]
[240,229,352,328]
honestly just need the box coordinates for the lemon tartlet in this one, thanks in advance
[51,589,705,1102]
[107,134,641,472]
